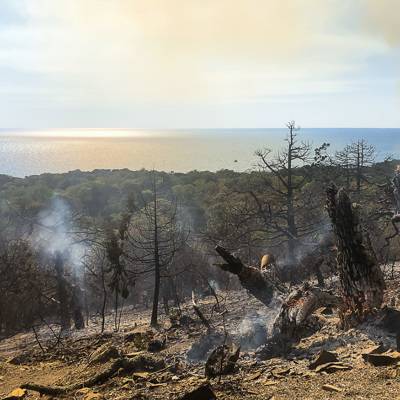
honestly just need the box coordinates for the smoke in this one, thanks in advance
[236,298,283,350]
[31,196,87,276]
[208,279,220,292]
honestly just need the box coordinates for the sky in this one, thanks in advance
[0,0,399,129]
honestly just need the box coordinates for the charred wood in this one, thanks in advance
[214,245,276,306]
[326,185,385,326]
[192,291,212,332]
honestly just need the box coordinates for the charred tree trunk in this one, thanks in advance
[393,168,400,215]
[286,124,298,263]
[214,246,340,358]
[215,245,276,306]
[71,281,85,330]
[151,189,160,327]
[314,260,325,288]
[100,265,107,333]
[271,283,339,337]
[54,252,70,331]
[326,185,385,326]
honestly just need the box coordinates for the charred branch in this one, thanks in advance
[214,245,275,306]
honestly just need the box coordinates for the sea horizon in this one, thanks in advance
[1,128,399,178]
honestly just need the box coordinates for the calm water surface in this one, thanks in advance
[0,128,399,177]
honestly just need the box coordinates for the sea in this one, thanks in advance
[0,128,399,178]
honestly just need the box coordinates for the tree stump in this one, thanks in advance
[326,185,385,326]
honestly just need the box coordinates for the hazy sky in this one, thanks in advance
[1,0,400,128]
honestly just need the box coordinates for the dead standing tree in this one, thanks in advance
[54,252,71,331]
[105,227,130,332]
[335,140,376,196]
[253,121,312,263]
[389,165,400,238]
[126,174,187,327]
[326,184,385,326]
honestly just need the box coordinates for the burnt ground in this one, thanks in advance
[2,283,400,400]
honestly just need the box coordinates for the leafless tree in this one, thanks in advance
[335,139,376,196]
[125,173,187,327]
[253,121,312,262]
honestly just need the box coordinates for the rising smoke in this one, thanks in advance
[31,196,87,276]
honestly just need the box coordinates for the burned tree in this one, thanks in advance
[393,166,400,216]
[126,174,187,327]
[54,251,86,331]
[84,245,110,333]
[326,184,385,326]
[335,140,376,196]
[54,252,71,331]
[252,122,313,262]
[214,245,339,342]
[0,239,48,335]
[390,165,400,238]
[105,226,130,332]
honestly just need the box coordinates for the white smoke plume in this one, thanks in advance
[208,279,220,292]
[31,196,87,276]
[236,298,282,350]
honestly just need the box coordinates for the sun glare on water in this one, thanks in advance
[11,129,172,138]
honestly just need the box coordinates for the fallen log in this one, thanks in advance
[271,283,340,338]
[214,246,340,358]
[21,354,165,395]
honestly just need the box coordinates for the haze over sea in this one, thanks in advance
[1,128,399,178]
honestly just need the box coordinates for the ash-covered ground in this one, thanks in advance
[1,283,400,400]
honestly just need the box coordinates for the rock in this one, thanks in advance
[2,388,27,400]
[314,362,352,373]
[271,367,291,378]
[309,350,338,369]
[362,344,387,356]
[322,384,342,393]
[362,351,400,366]
[88,344,119,365]
[205,344,240,378]
[180,384,217,400]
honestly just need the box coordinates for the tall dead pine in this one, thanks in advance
[326,185,385,326]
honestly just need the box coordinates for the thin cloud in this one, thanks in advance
[363,0,400,46]
[0,0,399,127]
